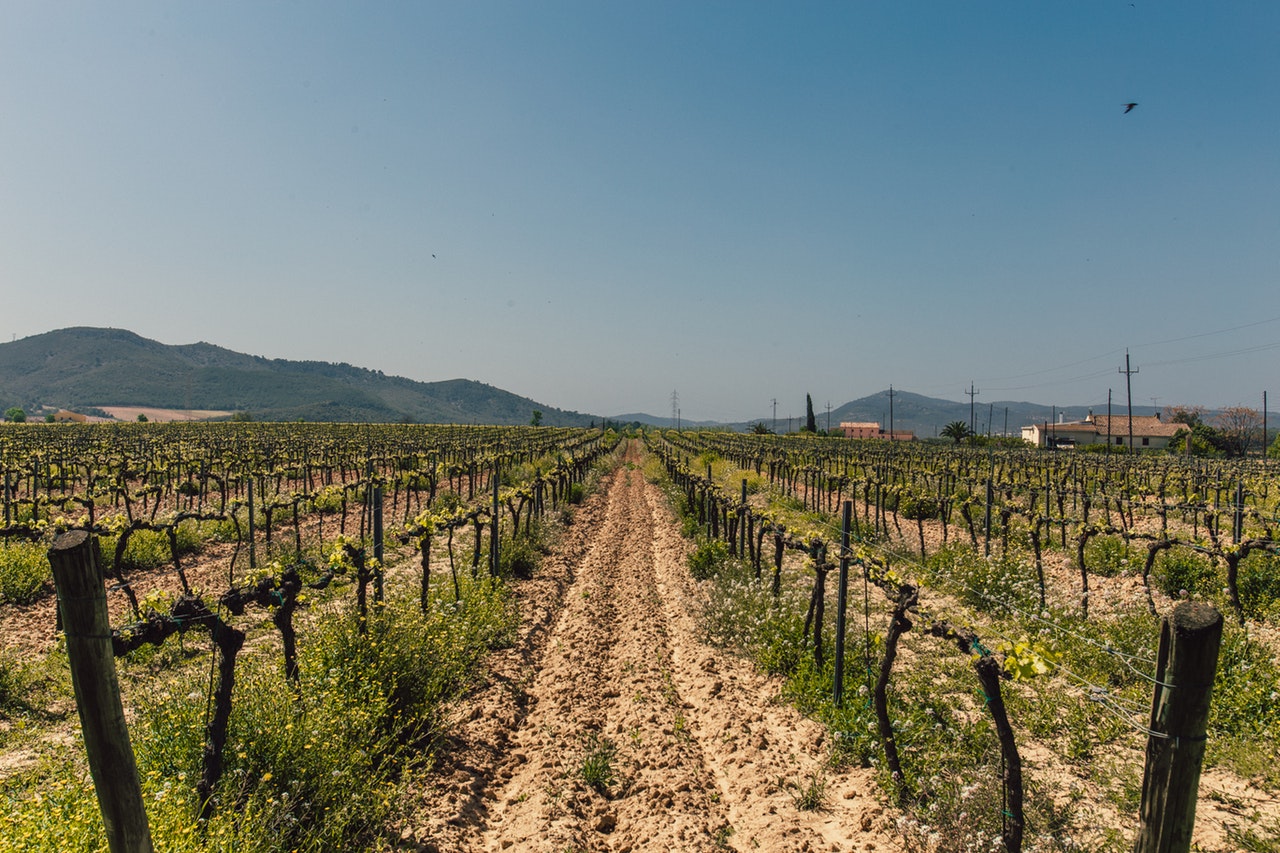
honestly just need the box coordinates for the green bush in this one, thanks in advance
[497,530,541,580]
[0,648,21,714]
[0,575,522,853]
[899,494,940,521]
[103,528,174,572]
[687,538,730,581]
[1208,625,1280,783]
[1084,535,1135,578]
[567,483,586,505]
[0,541,51,605]
[1237,551,1280,621]
[921,543,1039,613]
[700,565,807,676]
[1152,548,1219,599]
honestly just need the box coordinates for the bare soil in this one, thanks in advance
[404,446,901,852]
[98,407,233,422]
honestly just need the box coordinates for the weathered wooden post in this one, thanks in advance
[832,501,852,706]
[373,477,385,601]
[490,460,500,577]
[1133,601,1223,853]
[48,530,154,853]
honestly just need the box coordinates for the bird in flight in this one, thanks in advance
[1123,102,1138,113]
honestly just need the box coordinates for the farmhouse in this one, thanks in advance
[838,421,914,441]
[1021,411,1183,450]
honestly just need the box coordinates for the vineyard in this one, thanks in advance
[0,422,1278,851]
[644,430,1280,851]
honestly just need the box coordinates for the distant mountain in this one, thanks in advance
[609,412,728,429]
[0,327,598,426]
[825,390,1159,438]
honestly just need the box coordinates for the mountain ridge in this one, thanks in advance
[0,327,599,426]
[1,328,1183,431]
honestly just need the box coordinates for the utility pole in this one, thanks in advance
[966,382,979,434]
[988,402,994,438]
[1120,351,1139,453]
[1107,389,1113,453]
[671,390,679,430]
[826,401,832,434]
[1003,407,1008,438]
[771,398,777,433]
[887,385,896,441]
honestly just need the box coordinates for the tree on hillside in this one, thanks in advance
[941,421,972,444]
[4,407,25,423]
[804,394,817,433]
[530,410,543,426]
[1165,405,1207,427]
[1216,406,1263,457]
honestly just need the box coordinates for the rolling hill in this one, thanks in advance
[0,328,599,426]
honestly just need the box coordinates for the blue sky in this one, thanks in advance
[2,2,1277,422]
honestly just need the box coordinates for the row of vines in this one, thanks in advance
[0,421,620,851]
[645,429,1280,852]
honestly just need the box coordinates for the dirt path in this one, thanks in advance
[410,445,899,852]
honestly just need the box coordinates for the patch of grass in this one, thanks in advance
[578,733,617,793]
[0,569,516,852]
[1238,550,1280,621]
[1084,534,1135,577]
[1207,624,1280,784]
[0,540,50,605]
[1227,815,1280,853]
[496,526,545,580]
[699,567,807,676]
[920,542,1041,614]
[789,769,829,811]
[687,538,731,581]
[1151,547,1219,599]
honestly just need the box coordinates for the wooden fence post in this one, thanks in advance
[832,501,851,707]
[490,460,500,577]
[1133,601,1223,853]
[48,530,154,853]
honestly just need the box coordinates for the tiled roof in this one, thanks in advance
[1036,415,1184,438]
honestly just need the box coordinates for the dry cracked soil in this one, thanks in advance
[407,444,900,853]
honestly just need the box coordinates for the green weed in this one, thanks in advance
[0,540,50,605]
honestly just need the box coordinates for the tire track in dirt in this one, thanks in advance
[412,443,900,852]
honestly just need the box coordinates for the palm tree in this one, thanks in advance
[941,421,972,445]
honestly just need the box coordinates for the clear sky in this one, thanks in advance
[2,2,1277,423]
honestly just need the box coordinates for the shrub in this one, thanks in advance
[498,531,540,580]
[921,543,1039,613]
[687,539,730,581]
[1152,548,1219,599]
[0,541,51,605]
[701,567,807,676]
[1237,551,1280,621]
[567,483,586,505]
[1084,534,1135,577]
[899,494,940,521]
[1208,625,1280,782]
[0,648,21,714]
